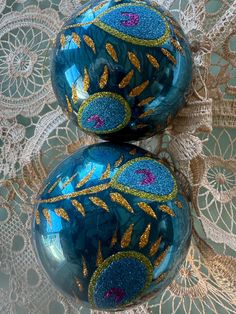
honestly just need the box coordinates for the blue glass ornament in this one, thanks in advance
[33,143,192,310]
[51,0,193,142]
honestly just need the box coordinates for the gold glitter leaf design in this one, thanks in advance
[129,148,137,155]
[138,97,155,107]
[137,202,157,219]
[100,163,110,180]
[93,1,107,12]
[83,35,96,53]
[48,178,61,193]
[129,80,149,97]
[72,32,81,48]
[174,28,184,40]
[175,200,183,209]
[72,84,78,103]
[138,109,155,119]
[139,224,151,249]
[82,256,88,277]
[99,65,109,89]
[78,4,91,16]
[83,67,90,92]
[136,124,148,129]
[110,229,118,248]
[60,34,66,48]
[128,51,141,72]
[72,199,86,217]
[121,224,134,248]
[62,173,77,189]
[154,246,170,267]
[119,70,134,88]
[89,197,109,212]
[161,48,176,65]
[110,192,134,213]
[65,96,73,113]
[171,39,184,55]
[42,208,52,226]
[76,167,95,188]
[55,208,70,221]
[75,278,83,292]
[105,43,118,62]
[155,272,167,284]
[149,236,162,256]
[114,155,124,167]
[159,205,175,217]
[146,54,160,69]
[35,210,40,225]
[96,240,103,266]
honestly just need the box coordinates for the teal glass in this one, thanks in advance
[33,143,192,310]
[51,0,193,142]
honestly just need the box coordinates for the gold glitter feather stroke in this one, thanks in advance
[96,241,103,266]
[114,155,124,167]
[60,34,66,48]
[138,97,155,107]
[100,163,110,180]
[119,70,134,88]
[105,43,118,62]
[128,52,141,72]
[83,35,96,53]
[75,278,83,292]
[171,39,184,55]
[149,236,162,256]
[139,224,151,249]
[62,173,77,189]
[129,80,149,97]
[83,67,90,92]
[35,210,40,225]
[175,200,183,209]
[146,53,160,69]
[174,28,184,40]
[82,256,88,277]
[72,32,81,48]
[89,196,109,212]
[110,229,118,248]
[72,84,78,103]
[48,178,61,193]
[99,65,109,89]
[55,208,70,221]
[129,148,137,155]
[139,109,154,119]
[159,204,175,217]
[42,208,52,226]
[121,224,134,248]
[110,192,134,213]
[137,202,157,219]
[72,200,86,217]
[93,1,108,12]
[65,96,73,113]
[76,167,95,188]
[161,48,176,65]
[154,246,170,267]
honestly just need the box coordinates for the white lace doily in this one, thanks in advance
[0,0,236,313]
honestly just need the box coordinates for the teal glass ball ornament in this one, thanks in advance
[33,143,192,310]
[51,0,193,142]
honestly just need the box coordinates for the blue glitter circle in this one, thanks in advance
[78,92,131,134]
[111,157,177,201]
[89,251,153,309]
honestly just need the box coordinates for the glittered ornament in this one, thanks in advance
[33,143,192,310]
[51,0,193,142]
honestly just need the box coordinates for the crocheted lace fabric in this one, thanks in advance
[0,0,235,313]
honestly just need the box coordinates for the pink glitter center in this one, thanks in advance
[104,287,126,303]
[135,169,156,185]
[87,115,105,128]
[121,12,140,27]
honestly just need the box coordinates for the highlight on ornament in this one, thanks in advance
[32,142,192,310]
[51,0,193,142]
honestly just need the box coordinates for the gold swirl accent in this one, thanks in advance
[93,1,107,12]
[48,178,61,193]
[138,97,155,107]
[174,28,185,40]
[82,256,88,277]
[175,200,183,209]
[114,155,124,167]
[159,204,175,217]
[129,80,149,97]
[89,196,109,212]
[72,32,81,48]
[65,96,73,113]
[100,163,110,180]
[105,43,118,62]
[110,229,118,248]
[83,67,90,92]
[35,210,40,225]
[42,208,51,226]
[72,199,86,217]
[96,240,103,266]
[149,236,162,256]
[137,202,157,219]
[161,48,176,65]
[83,35,96,53]
[146,54,160,69]
[76,167,95,188]
[99,65,109,89]
[75,278,83,292]
[154,246,170,267]
[55,208,70,221]
[121,224,134,248]
[139,109,154,119]
[60,34,66,48]
[62,173,77,189]
[110,192,134,213]
[171,39,184,55]
[72,84,78,103]
[139,224,151,249]
[128,51,141,72]
[119,70,134,88]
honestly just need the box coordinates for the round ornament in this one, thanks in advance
[51,0,193,142]
[33,143,192,310]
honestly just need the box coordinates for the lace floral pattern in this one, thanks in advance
[0,0,236,313]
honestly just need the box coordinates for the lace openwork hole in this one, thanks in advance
[12,234,25,253]
[49,300,65,314]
